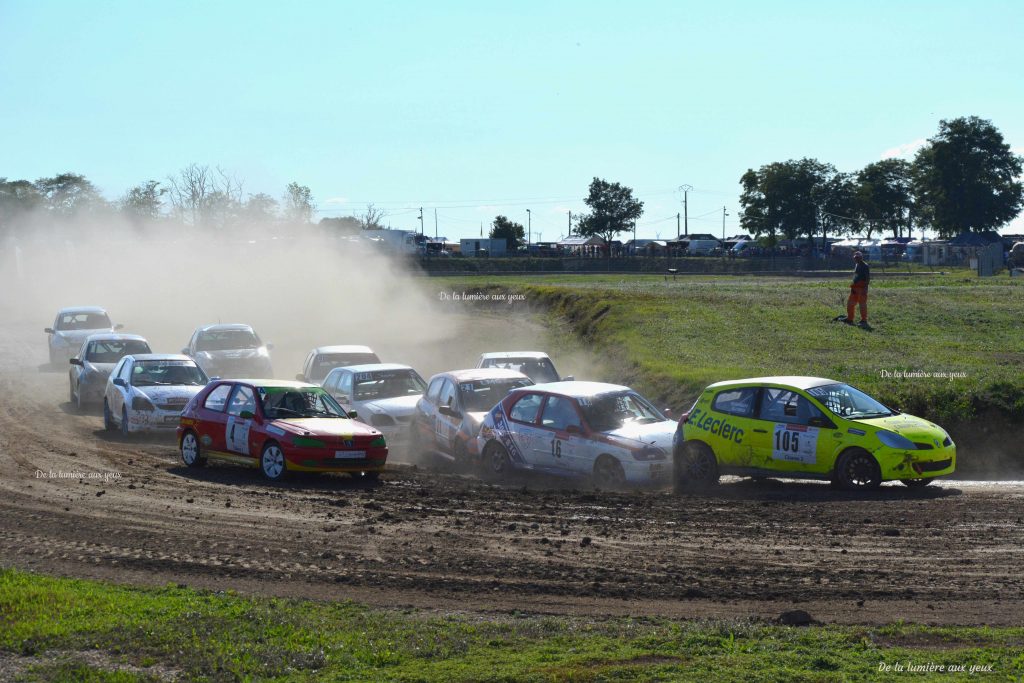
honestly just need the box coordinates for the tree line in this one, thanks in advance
[739,116,1022,243]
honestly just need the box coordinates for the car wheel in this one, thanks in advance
[900,478,933,488]
[834,448,882,490]
[408,422,428,459]
[103,400,115,431]
[673,441,719,493]
[592,454,626,490]
[180,430,206,468]
[482,441,512,479]
[260,442,288,481]
[121,407,131,437]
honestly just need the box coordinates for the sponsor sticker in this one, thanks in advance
[772,423,818,464]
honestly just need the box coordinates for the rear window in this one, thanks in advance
[712,388,758,418]
[196,329,260,351]
[57,312,111,331]
[85,339,151,363]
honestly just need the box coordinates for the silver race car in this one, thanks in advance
[45,306,123,365]
[69,333,152,411]
[104,354,209,435]
[181,324,273,379]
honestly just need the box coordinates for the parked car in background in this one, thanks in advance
[1008,242,1024,269]
[69,333,151,410]
[322,363,426,453]
[410,369,533,464]
[296,345,381,384]
[182,324,273,379]
[45,306,123,365]
[177,379,387,481]
[103,354,209,435]
[673,376,956,491]
[476,351,571,383]
[476,381,675,488]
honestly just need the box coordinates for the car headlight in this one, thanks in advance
[131,394,156,411]
[257,346,270,357]
[876,429,916,450]
[634,446,667,461]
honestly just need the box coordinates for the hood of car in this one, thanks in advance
[136,385,205,403]
[84,362,117,375]
[358,395,420,416]
[854,413,945,440]
[205,349,262,360]
[603,420,677,451]
[267,418,380,438]
[56,329,110,344]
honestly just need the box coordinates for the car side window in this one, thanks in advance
[759,388,823,426]
[425,378,444,402]
[322,370,337,392]
[509,393,543,424]
[227,386,257,417]
[712,388,758,418]
[111,358,125,380]
[118,360,133,382]
[338,372,354,400]
[204,384,232,412]
[540,396,582,432]
[438,379,458,409]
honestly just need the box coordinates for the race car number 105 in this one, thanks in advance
[772,423,818,464]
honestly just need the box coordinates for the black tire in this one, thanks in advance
[834,448,882,490]
[103,400,115,431]
[482,441,512,479]
[673,441,719,493]
[260,442,288,481]
[121,406,131,438]
[900,478,933,488]
[592,455,626,490]
[180,430,206,468]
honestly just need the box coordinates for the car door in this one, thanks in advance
[703,387,760,467]
[537,395,585,475]
[434,379,460,452]
[224,385,258,460]
[110,358,134,416]
[504,392,546,469]
[751,387,831,475]
[196,383,233,455]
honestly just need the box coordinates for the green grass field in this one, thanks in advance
[2,569,1021,682]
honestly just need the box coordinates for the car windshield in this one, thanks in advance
[85,340,151,363]
[459,378,533,413]
[57,312,111,331]
[354,369,426,401]
[195,329,260,351]
[805,383,893,419]
[312,353,380,382]
[132,360,208,387]
[579,391,666,432]
[485,358,559,383]
[261,387,347,419]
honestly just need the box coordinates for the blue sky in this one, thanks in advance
[2,0,1022,239]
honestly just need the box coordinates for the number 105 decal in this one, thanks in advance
[771,423,818,464]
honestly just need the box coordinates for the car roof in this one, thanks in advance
[196,323,256,333]
[436,368,530,382]
[479,351,551,360]
[83,333,147,343]
[313,345,376,355]
[330,363,413,374]
[57,306,108,315]
[216,379,317,389]
[705,376,838,391]
[125,353,194,362]
[517,380,632,398]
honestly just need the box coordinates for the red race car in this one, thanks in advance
[178,379,387,481]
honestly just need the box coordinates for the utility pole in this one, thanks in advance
[568,211,572,236]
[722,206,728,240]
[527,209,531,246]
[677,212,681,238]
[418,207,424,236]
[434,208,438,239]
[679,184,692,236]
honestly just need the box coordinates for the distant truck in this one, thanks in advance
[460,238,508,257]
[363,229,427,255]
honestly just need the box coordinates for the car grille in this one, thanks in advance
[913,458,952,473]
[913,442,934,450]
[157,398,190,411]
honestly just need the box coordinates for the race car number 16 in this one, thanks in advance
[771,423,818,464]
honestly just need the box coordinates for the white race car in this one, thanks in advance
[476,381,676,488]
[476,351,572,383]
[45,306,123,365]
[296,345,381,384]
[69,333,152,411]
[321,363,427,452]
[104,354,209,435]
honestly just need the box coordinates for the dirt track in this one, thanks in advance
[1,321,1023,626]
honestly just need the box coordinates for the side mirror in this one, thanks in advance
[563,375,575,381]
[180,348,190,355]
[114,324,124,331]
[265,343,274,351]
[113,378,126,388]
[239,410,255,420]
[295,373,306,382]
[70,358,82,366]
[808,416,836,429]
[348,410,358,419]
[44,327,54,334]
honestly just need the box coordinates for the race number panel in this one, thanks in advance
[226,416,251,455]
[771,423,818,464]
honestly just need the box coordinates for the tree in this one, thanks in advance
[490,215,525,251]
[856,159,913,238]
[738,159,836,242]
[360,203,386,230]
[912,116,1023,238]
[0,178,43,226]
[120,180,165,221]
[818,171,858,243]
[35,173,107,216]
[282,182,315,224]
[166,164,244,228]
[242,193,279,225]
[575,177,644,248]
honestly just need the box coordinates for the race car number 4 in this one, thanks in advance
[772,424,818,464]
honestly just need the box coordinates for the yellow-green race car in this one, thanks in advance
[673,376,955,491]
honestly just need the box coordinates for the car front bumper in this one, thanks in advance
[126,407,184,433]
[878,444,957,481]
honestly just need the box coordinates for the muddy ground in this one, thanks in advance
[1,320,1022,627]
